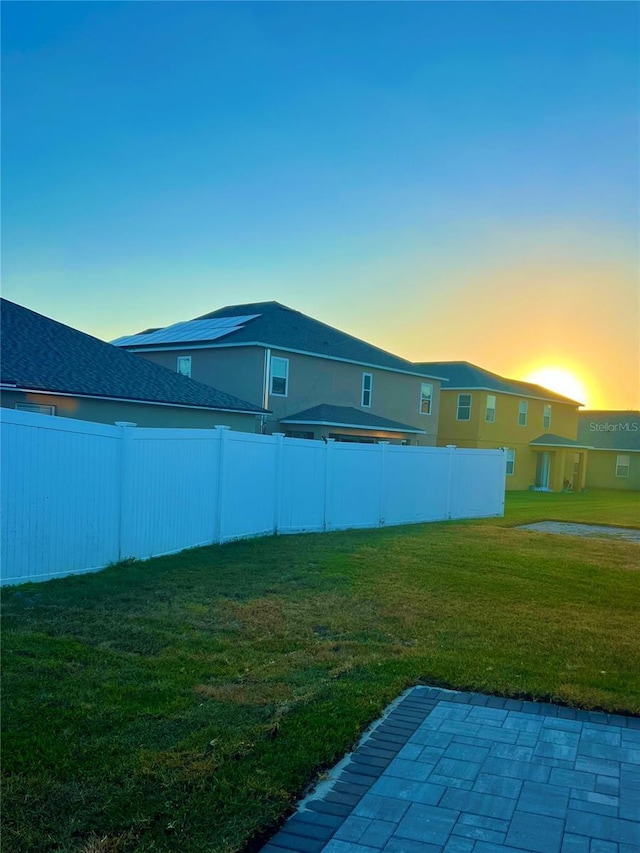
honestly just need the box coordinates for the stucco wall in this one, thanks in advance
[2,391,260,432]
[585,450,640,491]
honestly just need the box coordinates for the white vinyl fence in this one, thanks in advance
[1,409,507,585]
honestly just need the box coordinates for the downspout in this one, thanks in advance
[261,348,271,434]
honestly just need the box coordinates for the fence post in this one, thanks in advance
[378,441,390,526]
[445,444,456,520]
[214,425,230,543]
[273,433,285,534]
[115,422,137,562]
[323,438,335,531]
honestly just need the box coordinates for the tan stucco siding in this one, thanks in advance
[585,450,640,491]
[132,346,266,407]
[265,350,440,445]
[2,391,260,432]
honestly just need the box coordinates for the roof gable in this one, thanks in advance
[0,299,266,414]
[414,360,581,405]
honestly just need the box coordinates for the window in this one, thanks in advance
[419,382,433,414]
[485,394,496,423]
[518,400,528,426]
[616,454,630,478]
[361,373,372,407]
[506,448,516,476]
[270,356,289,396]
[456,393,471,421]
[15,402,56,415]
[177,356,192,377]
[543,404,552,430]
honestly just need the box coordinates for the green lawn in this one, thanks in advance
[2,490,639,853]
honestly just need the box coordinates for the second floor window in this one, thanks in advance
[457,393,471,421]
[361,373,372,407]
[270,356,289,396]
[518,400,528,426]
[177,356,192,377]
[543,404,552,429]
[419,382,433,414]
[485,394,496,423]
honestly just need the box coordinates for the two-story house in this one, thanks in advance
[114,302,444,445]
[414,361,586,491]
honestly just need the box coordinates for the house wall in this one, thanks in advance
[130,345,440,445]
[436,390,580,490]
[1,390,260,432]
[135,346,266,407]
[585,450,640,491]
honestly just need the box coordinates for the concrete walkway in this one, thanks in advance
[516,522,640,544]
[260,687,640,853]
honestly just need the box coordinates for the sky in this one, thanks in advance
[2,1,638,410]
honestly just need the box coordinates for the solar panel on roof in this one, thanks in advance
[112,314,260,347]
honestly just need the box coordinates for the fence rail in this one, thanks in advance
[1,410,506,585]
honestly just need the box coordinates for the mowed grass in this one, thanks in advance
[2,490,639,853]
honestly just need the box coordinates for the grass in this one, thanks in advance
[1,489,639,853]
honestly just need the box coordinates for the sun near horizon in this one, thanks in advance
[522,366,591,408]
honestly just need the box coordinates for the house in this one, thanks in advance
[414,361,586,491]
[113,301,444,445]
[577,411,640,491]
[0,299,266,430]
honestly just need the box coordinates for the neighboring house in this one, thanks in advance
[0,299,266,430]
[577,411,640,491]
[414,361,586,491]
[113,301,444,445]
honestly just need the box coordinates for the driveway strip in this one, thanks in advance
[259,686,640,853]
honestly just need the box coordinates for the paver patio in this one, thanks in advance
[260,687,640,853]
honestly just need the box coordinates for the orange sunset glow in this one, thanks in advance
[522,367,589,407]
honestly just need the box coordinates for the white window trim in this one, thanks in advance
[485,394,496,423]
[543,404,552,430]
[506,448,516,476]
[361,372,373,408]
[419,382,433,415]
[615,454,630,478]
[177,355,192,377]
[270,356,289,397]
[15,402,56,415]
[518,400,528,427]
[456,393,472,421]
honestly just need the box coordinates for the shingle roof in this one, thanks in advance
[530,434,592,449]
[0,299,266,414]
[280,404,426,434]
[577,411,640,452]
[413,361,581,405]
[116,301,443,379]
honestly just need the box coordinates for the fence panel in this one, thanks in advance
[279,438,326,533]
[328,443,385,530]
[450,448,506,518]
[122,428,221,560]
[219,431,278,542]
[383,446,452,524]
[1,410,120,583]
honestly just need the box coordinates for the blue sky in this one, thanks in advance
[2,2,638,408]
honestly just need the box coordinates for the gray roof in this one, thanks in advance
[530,434,592,449]
[1,299,267,415]
[577,411,640,452]
[414,361,581,405]
[116,301,443,379]
[280,404,426,435]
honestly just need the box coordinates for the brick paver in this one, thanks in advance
[260,687,640,853]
